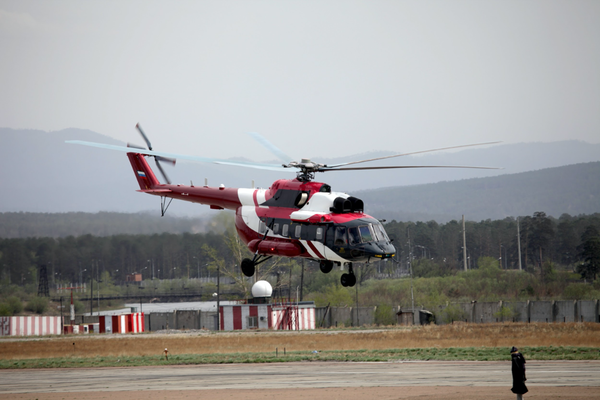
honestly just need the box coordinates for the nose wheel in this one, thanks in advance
[340,263,356,287]
[241,254,272,277]
[241,258,255,277]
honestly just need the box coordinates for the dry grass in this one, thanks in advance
[1,323,599,360]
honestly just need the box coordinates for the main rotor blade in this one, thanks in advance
[321,165,502,172]
[247,132,292,163]
[155,155,176,165]
[66,140,289,172]
[135,123,153,150]
[327,141,502,168]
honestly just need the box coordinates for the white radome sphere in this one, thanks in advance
[251,280,273,298]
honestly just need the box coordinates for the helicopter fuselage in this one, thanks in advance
[128,152,396,266]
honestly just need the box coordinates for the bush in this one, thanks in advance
[374,304,396,325]
[6,296,23,315]
[0,302,12,316]
[25,296,48,314]
[440,304,468,324]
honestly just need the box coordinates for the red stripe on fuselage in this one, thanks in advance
[306,241,324,259]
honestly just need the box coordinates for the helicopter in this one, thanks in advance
[67,125,499,287]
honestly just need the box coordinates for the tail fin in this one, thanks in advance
[128,153,161,190]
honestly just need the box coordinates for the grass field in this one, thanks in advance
[1,323,599,369]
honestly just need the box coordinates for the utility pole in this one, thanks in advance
[300,259,304,302]
[462,215,468,271]
[216,263,220,331]
[517,217,523,271]
[407,228,415,325]
[90,260,93,317]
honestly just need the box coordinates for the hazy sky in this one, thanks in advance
[1,1,599,161]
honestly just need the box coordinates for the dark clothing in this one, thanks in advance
[511,352,528,395]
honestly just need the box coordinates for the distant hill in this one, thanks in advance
[0,211,217,239]
[357,162,600,222]
[1,127,599,218]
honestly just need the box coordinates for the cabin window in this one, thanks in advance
[259,221,267,234]
[334,226,347,246]
[348,227,361,245]
[282,224,289,237]
[272,223,280,234]
[294,225,302,238]
[316,227,324,241]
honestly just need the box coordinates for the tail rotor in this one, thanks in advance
[129,123,176,184]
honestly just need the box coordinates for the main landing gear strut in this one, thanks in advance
[320,260,356,287]
[340,263,357,287]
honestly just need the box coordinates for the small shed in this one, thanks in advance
[396,309,414,326]
[396,309,435,326]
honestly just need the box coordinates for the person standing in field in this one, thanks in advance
[511,346,528,400]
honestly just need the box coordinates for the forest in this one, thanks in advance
[1,211,599,318]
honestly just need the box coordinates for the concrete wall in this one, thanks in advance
[473,302,502,323]
[436,300,599,325]
[554,301,576,323]
[175,310,200,330]
[529,301,553,323]
[201,312,218,330]
[353,307,376,326]
[314,307,376,328]
[502,302,528,322]
[577,301,599,322]
[330,307,353,327]
[314,307,330,328]
[148,312,175,331]
[459,303,473,323]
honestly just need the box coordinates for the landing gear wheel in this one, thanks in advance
[341,273,350,287]
[340,272,357,287]
[241,258,255,277]
[348,273,356,287]
[320,260,334,274]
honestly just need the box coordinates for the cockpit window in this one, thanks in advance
[374,222,390,242]
[359,225,373,242]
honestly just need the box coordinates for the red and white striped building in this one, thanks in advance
[98,313,144,334]
[219,303,315,331]
[0,316,62,336]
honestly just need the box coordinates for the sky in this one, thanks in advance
[1,0,599,162]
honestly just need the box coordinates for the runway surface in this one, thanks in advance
[1,361,599,394]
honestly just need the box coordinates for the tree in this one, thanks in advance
[528,212,555,269]
[577,226,600,281]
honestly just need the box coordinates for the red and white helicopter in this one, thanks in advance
[67,125,499,287]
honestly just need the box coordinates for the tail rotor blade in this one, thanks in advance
[135,123,153,150]
[155,158,171,184]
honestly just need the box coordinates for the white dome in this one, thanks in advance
[251,280,273,298]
